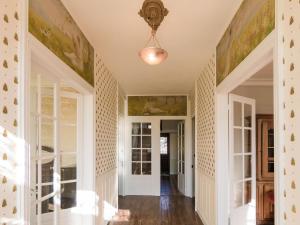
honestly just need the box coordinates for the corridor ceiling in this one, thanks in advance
[61,0,242,94]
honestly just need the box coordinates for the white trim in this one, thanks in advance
[125,107,193,197]
[273,0,284,224]
[241,78,273,87]
[25,34,95,225]
[19,1,30,225]
[215,32,277,225]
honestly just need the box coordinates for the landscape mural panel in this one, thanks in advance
[216,0,275,85]
[29,0,94,86]
[128,96,187,116]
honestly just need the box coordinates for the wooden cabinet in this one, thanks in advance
[256,115,274,225]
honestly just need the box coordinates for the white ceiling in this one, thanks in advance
[61,0,242,95]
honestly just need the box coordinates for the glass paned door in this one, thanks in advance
[30,72,80,225]
[229,94,256,225]
[30,73,59,225]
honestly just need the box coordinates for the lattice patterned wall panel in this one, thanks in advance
[279,1,300,224]
[196,55,216,178]
[190,85,195,117]
[95,54,118,175]
[0,0,21,222]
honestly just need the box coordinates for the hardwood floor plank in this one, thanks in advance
[110,176,204,225]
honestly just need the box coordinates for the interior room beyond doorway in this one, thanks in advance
[160,120,183,196]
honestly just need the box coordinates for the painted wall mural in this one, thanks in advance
[216,0,275,85]
[29,0,94,86]
[128,96,187,116]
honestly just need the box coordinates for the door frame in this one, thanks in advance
[124,112,192,197]
[23,34,96,225]
[215,31,282,225]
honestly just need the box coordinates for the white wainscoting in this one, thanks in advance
[196,169,216,225]
[96,168,118,225]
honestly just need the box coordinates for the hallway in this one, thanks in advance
[110,176,204,225]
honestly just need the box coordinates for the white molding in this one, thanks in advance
[215,31,275,225]
[19,1,30,225]
[241,78,273,87]
[25,33,95,225]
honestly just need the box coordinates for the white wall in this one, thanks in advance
[232,86,273,114]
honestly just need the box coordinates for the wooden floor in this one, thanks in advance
[110,176,204,225]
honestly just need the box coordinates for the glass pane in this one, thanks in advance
[268,162,274,173]
[132,123,141,135]
[61,125,77,153]
[41,185,53,197]
[244,104,252,127]
[233,182,243,208]
[142,123,151,135]
[142,136,151,148]
[31,116,39,156]
[42,196,54,214]
[61,154,77,181]
[182,162,185,174]
[234,128,242,153]
[268,129,274,147]
[132,149,141,161]
[41,78,55,117]
[132,163,141,175]
[182,123,185,135]
[61,182,77,209]
[41,118,55,155]
[234,102,242,126]
[30,73,39,114]
[142,149,151,161]
[244,156,252,179]
[245,180,252,204]
[160,137,168,154]
[61,97,77,124]
[132,136,141,148]
[244,130,252,153]
[142,163,151,175]
[41,159,54,183]
[268,148,274,158]
[233,156,243,181]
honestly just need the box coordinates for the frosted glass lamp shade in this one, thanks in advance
[139,47,168,65]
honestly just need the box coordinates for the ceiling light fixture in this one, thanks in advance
[138,0,169,65]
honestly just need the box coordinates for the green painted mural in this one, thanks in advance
[216,0,275,85]
[29,0,94,86]
[128,96,187,116]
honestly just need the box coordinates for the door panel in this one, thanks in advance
[177,122,185,194]
[126,118,160,196]
[229,94,256,225]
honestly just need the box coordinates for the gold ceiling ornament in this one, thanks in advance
[138,0,169,65]
[139,0,169,31]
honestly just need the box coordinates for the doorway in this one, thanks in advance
[231,62,275,225]
[160,120,184,195]
[28,38,95,225]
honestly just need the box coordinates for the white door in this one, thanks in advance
[126,118,160,195]
[229,94,256,225]
[30,64,81,225]
[177,121,185,194]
